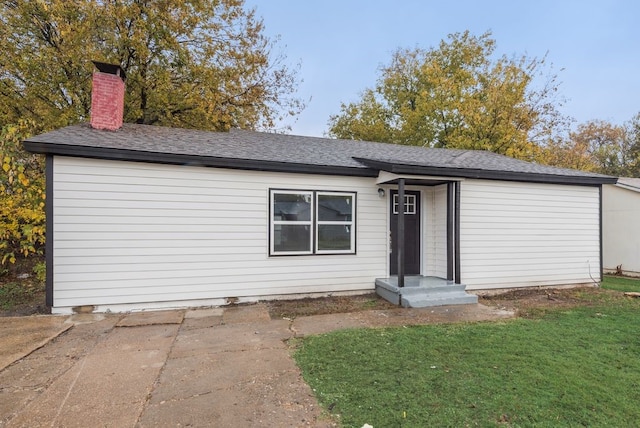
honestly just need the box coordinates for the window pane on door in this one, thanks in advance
[392,194,417,214]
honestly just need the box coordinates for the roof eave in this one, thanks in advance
[353,157,617,186]
[23,141,378,178]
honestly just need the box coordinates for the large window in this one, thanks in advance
[270,190,356,255]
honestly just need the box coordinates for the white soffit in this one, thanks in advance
[615,177,640,193]
[375,170,465,185]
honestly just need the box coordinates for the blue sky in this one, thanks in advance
[244,0,639,138]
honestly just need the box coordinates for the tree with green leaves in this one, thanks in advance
[328,31,568,161]
[0,0,304,134]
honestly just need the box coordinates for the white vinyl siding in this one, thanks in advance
[603,184,640,275]
[50,156,604,311]
[459,180,601,289]
[52,157,387,313]
[424,185,448,277]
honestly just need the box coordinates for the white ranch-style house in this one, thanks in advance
[24,63,617,314]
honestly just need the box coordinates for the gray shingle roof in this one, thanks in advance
[24,123,617,185]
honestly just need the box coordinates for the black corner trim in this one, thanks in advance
[454,181,461,284]
[45,155,54,308]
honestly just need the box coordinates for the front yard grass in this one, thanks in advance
[601,274,640,292]
[294,281,640,427]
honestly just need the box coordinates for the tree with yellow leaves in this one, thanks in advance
[1,121,45,265]
[0,0,304,268]
[541,116,640,177]
[328,31,568,161]
[0,0,304,133]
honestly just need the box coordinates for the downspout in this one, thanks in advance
[599,185,603,282]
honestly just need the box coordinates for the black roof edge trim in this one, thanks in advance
[23,141,379,178]
[353,157,617,186]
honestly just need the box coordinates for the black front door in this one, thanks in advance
[390,190,421,275]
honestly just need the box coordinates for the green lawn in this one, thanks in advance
[294,281,640,427]
[601,275,640,292]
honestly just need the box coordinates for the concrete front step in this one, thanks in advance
[397,283,467,295]
[375,276,478,308]
[401,291,478,308]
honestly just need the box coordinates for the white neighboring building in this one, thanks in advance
[603,177,640,277]
[23,64,617,314]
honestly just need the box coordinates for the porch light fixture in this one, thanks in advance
[378,188,385,198]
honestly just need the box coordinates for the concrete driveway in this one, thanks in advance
[0,303,513,427]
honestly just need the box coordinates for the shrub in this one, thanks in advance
[1,121,45,265]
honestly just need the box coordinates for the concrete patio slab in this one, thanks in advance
[185,307,224,318]
[181,308,224,331]
[222,303,271,324]
[0,316,119,424]
[116,309,185,327]
[140,347,324,427]
[0,316,71,371]
[148,348,300,404]
[65,313,108,325]
[170,319,291,359]
[6,324,179,428]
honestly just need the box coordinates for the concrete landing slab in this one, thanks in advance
[117,310,185,327]
[181,308,224,331]
[66,313,107,325]
[94,324,178,352]
[222,303,271,325]
[185,307,224,319]
[0,316,71,371]
[181,316,223,331]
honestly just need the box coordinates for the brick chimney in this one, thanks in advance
[90,61,126,131]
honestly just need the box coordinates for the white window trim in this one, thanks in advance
[392,194,417,215]
[270,190,313,256]
[315,191,356,254]
[270,189,356,256]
